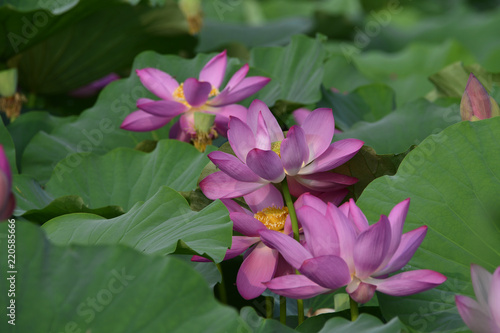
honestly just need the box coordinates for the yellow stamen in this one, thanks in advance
[209,86,219,97]
[254,206,289,231]
[271,141,282,158]
[172,83,190,108]
[192,128,218,152]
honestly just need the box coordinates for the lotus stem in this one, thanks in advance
[265,296,273,318]
[350,296,359,321]
[280,296,287,324]
[281,179,304,325]
[281,179,300,242]
[215,263,227,305]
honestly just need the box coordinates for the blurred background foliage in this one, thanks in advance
[0,0,499,117]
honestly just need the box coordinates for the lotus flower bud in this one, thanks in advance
[460,73,500,121]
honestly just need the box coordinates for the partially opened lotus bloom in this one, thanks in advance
[455,264,500,333]
[258,195,447,302]
[200,100,363,199]
[121,50,270,150]
[0,145,15,220]
[460,73,500,121]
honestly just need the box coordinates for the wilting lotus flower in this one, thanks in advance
[455,264,500,333]
[0,68,24,121]
[192,184,294,299]
[200,100,363,199]
[461,73,500,121]
[178,0,203,35]
[121,51,270,150]
[259,196,446,303]
[0,146,15,220]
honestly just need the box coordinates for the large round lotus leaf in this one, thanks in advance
[356,117,500,332]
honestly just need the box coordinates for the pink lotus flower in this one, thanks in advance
[455,264,500,333]
[120,51,270,149]
[461,73,500,121]
[70,73,120,98]
[258,195,447,303]
[192,184,294,299]
[200,100,363,200]
[293,108,342,134]
[168,105,248,152]
[0,146,15,220]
